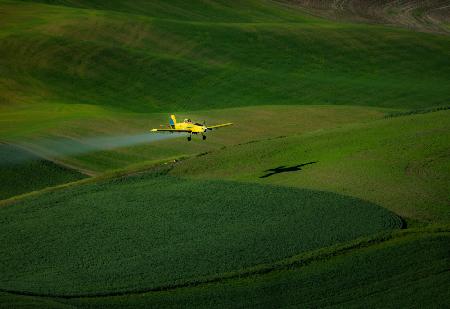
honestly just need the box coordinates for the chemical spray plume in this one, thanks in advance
[1,132,181,165]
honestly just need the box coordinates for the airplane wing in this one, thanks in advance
[206,123,233,130]
[150,128,192,133]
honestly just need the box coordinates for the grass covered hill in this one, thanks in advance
[0,0,449,307]
[0,109,447,306]
[0,105,386,173]
[15,0,309,21]
[56,230,450,308]
[171,109,450,223]
[1,0,449,112]
[1,231,448,308]
[0,173,401,296]
[0,143,86,199]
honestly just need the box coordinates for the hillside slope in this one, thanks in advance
[1,0,449,112]
[0,174,400,296]
[62,231,450,308]
[0,143,86,199]
[279,0,450,34]
[0,1,448,307]
[15,0,308,21]
[171,110,450,223]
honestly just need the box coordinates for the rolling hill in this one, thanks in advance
[0,143,86,199]
[1,0,449,113]
[170,109,450,224]
[0,174,401,296]
[0,0,449,308]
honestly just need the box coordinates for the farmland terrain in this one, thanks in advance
[1,0,449,112]
[0,0,449,307]
[0,143,86,199]
[278,0,450,34]
[0,175,401,296]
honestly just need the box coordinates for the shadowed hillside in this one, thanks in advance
[0,143,86,199]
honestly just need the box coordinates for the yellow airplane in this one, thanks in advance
[151,115,233,141]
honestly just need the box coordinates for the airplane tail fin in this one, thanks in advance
[169,115,176,128]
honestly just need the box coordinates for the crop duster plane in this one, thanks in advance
[151,115,233,141]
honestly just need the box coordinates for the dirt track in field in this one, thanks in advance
[278,0,450,34]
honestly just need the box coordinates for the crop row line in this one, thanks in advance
[1,225,448,299]
[0,154,189,208]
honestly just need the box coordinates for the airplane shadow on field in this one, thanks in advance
[260,162,318,178]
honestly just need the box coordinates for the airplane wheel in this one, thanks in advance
[187,136,192,141]
[202,135,206,140]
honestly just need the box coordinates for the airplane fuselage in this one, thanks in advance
[151,115,232,141]
[172,122,207,134]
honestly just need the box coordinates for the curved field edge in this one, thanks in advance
[0,174,401,296]
[0,143,87,200]
[170,110,450,223]
[0,104,390,201]
[0,225,447,300]
[71,228,450,308]
[0,154,190,206]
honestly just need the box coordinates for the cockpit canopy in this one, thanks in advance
[183,118,192,123]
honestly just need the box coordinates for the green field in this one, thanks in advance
[1,0,449,112]
[1,229,448,308]
[0,0,449,307]
[171,110,450,223]
[0,173,401,296]
[0,143,86,199]
[60,231,450,308]
[0,104,387,173]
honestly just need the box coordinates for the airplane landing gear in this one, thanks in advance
[202,135,207,140]
[187,136,192,141]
